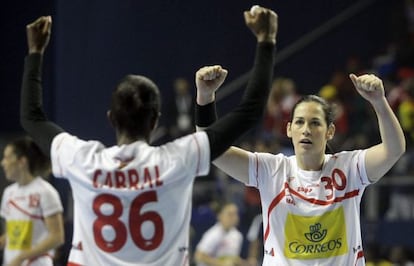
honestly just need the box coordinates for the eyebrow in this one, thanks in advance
[293,116,322,121]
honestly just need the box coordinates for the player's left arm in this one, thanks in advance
[20,16,64,156]
[8,212,64,266]
[0,205,6,250]
[349,74,406,182]
[0,217,5,250]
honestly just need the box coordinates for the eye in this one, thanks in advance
[311,120,321,126]
[294,120,304,125]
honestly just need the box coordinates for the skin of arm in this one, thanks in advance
[0,234,5,250]
[196,6,277,184]
[198,75,406,184]
[0,218,5,249]
[194,250,243,266]
[247,239,260,266]
[8,212,64,266]
[349,74,406,182]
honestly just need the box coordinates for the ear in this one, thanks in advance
[107,110,115,128]
[18,156,29,169]
[149,111,160,131]
[326,123,336,140]
[286,122,292,138]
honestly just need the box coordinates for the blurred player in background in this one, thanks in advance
[194,202,246,266]
[0,137,64,266]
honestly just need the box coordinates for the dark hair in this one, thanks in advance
[110,75,161,139]
[210,201,237,216]
[9,137,50,177]
[291,95,335,126]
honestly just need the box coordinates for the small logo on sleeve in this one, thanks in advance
[264,247,275,257]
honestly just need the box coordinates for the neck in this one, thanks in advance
[220,224,232,232]
[17,171,34,186]
[116,132,147,145]
[296,153,325,171]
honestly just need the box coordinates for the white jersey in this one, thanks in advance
[0,177,63,266]
[247,150,370,266]
[195,223,243,266]
[50,132,210,266]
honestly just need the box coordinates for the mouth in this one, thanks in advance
[299,139,312,145]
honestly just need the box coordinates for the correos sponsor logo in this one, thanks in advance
[288,238,342,254]
[288,223,342,254]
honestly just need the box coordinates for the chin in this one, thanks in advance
[5,175,15,182]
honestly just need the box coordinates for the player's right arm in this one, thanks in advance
[197,6,278,184]
[20,16,64,156]
[194,251,240,266]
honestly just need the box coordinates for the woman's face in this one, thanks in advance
[1,145,22,182]
[219,204,239,229]
[287,101,334,157]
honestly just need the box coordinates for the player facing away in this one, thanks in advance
[19,6,277,266]
[195,61,405,264]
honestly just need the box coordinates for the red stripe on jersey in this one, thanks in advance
[192,134,201,175]
[8,200,43,220]
[67,262,83,266]
[264,189,285,241]
[264,183,360,243]
[286,182,360,205]
[182,253,189,266]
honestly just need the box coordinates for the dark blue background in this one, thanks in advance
[0,0,401,144]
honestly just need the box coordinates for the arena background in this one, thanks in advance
[0,0,413,264]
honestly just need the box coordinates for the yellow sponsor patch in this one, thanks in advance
[6,220,33,250]
[284,206,348,259]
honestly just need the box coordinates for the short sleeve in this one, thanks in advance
[50,132,104,178]
[166,131,211,177]
[196,226,220,254]
[247,152,285,188]
[354,149,370,186]
[246,214,263,241]
[40,182,64,217]
[0,187,9,218]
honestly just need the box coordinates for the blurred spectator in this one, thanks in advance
[318,71,349,149]
[398,77,414,147]
[386,82,409,113]
[262,77,299,149]
[246,214,263,266]
[168,77,194,138]
[385,78,414,221]
[194,202,248,266]
[364,243,392,266]
[388,245,414,266]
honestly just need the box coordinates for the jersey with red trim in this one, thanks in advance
[195,223,243,266]
[248,150,370,266]
[0,177,63,266]
[50,131,210,266]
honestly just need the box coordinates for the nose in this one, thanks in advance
[302,123,311,136]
